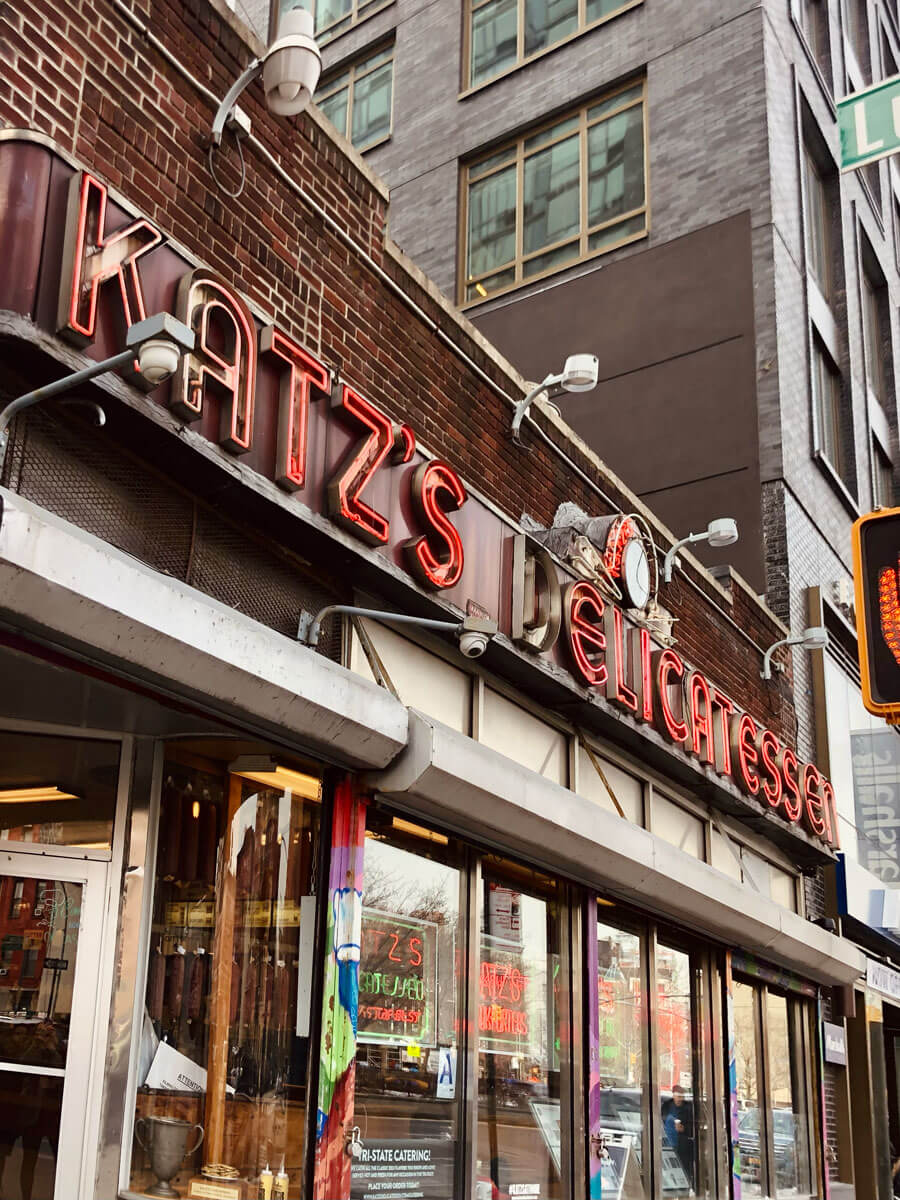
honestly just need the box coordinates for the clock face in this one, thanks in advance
[621,537,651,610]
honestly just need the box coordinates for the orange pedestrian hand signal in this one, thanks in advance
[853,508,900,720]
[879,560,900,666]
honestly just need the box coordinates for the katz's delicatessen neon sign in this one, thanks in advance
[52,168,838,850]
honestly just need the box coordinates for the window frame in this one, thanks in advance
[461,0,643,93]
[459,79,649,306]
[810,333,854,493]
[731,975,821,1200]
[801,143,834,300]
[317,42,395,151]
[270,0,395,47]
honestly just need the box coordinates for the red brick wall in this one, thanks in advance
[1,0,796,741]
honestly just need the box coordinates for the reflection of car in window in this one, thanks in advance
[738,1107,797,1185]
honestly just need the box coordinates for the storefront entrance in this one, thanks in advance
[0,849,108,1200]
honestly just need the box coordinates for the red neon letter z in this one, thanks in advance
[327,384,394,545]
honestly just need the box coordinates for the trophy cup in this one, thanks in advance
[135,1115,204,1197]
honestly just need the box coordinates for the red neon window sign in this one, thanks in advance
[403,460,467,590]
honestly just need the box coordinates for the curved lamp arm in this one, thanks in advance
[760,634,801,680]
[211,59,264,146]
[662,531,705,584]
[511,373,561,444]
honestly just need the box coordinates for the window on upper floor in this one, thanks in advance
[802,144,834,299]
[796,0,832,77]
[846,0,872,78]
[270,0,392,45]
[460,81,648,302]
[812,335,854,488]
[873,435,895,505]
[861,255,892,412]
[317,44,394,150]
[465,0,641,89]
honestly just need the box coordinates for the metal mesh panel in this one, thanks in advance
[190,506,343,657]
[1,407,343,660]
[4,407,194,579]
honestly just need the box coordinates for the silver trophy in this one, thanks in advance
[135,1115,204,1197]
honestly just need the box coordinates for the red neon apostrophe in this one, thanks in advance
[757,729,783,809]
[686,671,714,764]
[654,649,688,743]
[260,325,331,491]
[779,746,803,821]
[879,559,900,666]
[403,460,467,589]
[172,271,257,453]
[327,384,395,545]
[59,172,162,356]
[564,581,608,686]
[731,712,760,796]
[393,423,416,464]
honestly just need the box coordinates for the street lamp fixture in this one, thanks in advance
[298,605,498,659]
[0,313,195,470]
[210,6,322,147]
[510,354,599,445]
[760,626,829,680]
[661,518,739,584]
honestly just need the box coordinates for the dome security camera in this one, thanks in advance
[458,615,497,659]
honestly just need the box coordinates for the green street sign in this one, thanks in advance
[838,73,900,171]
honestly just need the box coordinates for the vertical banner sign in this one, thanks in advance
[852,507,900,720]
[314,778,368,1200]
[850,729,900,883]
[838,74,900,172]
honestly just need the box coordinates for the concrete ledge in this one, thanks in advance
[368,710,865,987]
[0,490,408,769]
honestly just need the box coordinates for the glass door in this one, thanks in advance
[0,848,106,1200]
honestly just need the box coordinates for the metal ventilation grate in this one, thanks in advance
[2,407,344,662]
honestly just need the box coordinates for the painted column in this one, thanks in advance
[724,950,741,1200]
[585,896,602,1198]
[313,776,368,1200]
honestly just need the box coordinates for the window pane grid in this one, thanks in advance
[313,0,392,43]
[318,45,394,150]
[463,84,647,302]
[466,0,641,87]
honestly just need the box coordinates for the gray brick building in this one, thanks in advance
[233,0,900,1192]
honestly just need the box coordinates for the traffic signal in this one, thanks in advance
[853,506,900,720]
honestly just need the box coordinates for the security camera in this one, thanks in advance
[460,629,489,658]
[458,616,497,659]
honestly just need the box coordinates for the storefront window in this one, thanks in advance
[766,993,811,1197]
[657,944,700,1196]
[733,980,762,1197]
[0,731,120,849]
[476,859,569,1200]
[351,812,464,1200]
[732,976,815,1199]
[130,751,322,1199]
[596,917,649,1198]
